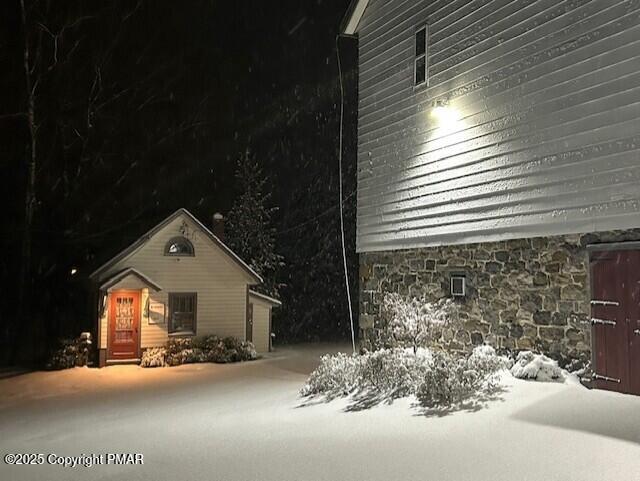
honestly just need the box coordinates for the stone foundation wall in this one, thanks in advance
[359,229,640,364]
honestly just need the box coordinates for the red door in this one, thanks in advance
[590,250,639,395]
[108,291,140,361]
[627,250,640,395]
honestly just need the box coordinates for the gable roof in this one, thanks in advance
[340,0,369,35]
[99,267,163,291]
[89,208,262,284]
[249,290,282,307]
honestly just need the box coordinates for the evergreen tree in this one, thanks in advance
[226,150,283,297]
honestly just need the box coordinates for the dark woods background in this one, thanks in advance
[0,0,357,363]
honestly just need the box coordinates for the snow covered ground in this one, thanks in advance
[1,344,639,481]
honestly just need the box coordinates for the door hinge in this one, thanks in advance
[591,318,617,326]
[590,300,619,307]
[593,373,621,383]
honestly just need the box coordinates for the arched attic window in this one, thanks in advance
[164,236,194,256]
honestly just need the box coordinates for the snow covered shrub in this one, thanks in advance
[203,336,257,363]
[416,346,507,408]
[161,335,257,366]
[166,337,193,352]
[140,347,167,367]
[46,334,92,370]
[358,348,433,398]
[469,344,513,373]
[238,341,257,361]
[378,293,458,352]
[300,352,363,398]
[302,345,508,409]
[165,337,196,366]
[176,348,207,365]
[510,351,564,382]
[301,349,433,400]
[193,335,221,352]
[566,357,592,381]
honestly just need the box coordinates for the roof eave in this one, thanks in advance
[340,0,368,35]
[99,267,163,292]
[249,290,282,307]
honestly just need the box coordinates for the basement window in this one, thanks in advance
[414,25,428,86]
[450,275,466,297]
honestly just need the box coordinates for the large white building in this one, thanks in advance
[342,0,640,395]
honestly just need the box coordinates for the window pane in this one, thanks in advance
[415,28,426,56]
[170,294,196,332]
[415,56,426,85]
[166,237,194,255]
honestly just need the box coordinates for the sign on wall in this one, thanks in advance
[148,300,166,324]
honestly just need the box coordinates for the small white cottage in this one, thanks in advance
[89,208,281,367]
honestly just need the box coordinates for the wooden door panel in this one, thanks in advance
[108,291,140,360]
[627,250,640,395]
[246,303,253,342]
[590,251,628,393]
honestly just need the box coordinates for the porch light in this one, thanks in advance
[70,267,78,276]
[431,103,461,132]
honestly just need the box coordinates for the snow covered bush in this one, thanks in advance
[301,352,363,398]
[469,344,513,373]
[143,335,257,367]
[301,345,509,409]
[416,346,508,407]
[202,336,257,363]
[358,348,433,398]
[510,351,564,382]
[301,349,435,400]
[140,347,167,367]
[46,334,92,370]
[566,357,592,381]
[167,348,207,366]
[378,293,458,352]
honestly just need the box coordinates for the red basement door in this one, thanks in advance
[590,249,640,395]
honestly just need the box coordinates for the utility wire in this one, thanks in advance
[336,34,356,354]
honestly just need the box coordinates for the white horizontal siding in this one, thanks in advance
[97,214,250,348]
[355,0,640,252]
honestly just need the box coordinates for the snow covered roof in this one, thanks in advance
[99,267,163,292]
[340,0,369,35]
[249,290,282,307]
[89,208,262,284]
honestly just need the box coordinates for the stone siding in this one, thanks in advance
[359,230,640,364]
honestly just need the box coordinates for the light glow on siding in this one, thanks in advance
[431,105,461,134]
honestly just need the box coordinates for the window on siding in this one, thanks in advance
[168,293,197,334]
[414,25,428,86]
[164,236,194,256]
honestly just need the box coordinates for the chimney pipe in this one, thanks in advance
[212,212,225,241]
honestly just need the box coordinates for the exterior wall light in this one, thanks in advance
[431,103,461,132]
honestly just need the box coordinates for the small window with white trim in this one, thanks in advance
[414,25,428,86]
[450,275,466,297]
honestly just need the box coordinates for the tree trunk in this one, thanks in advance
[14,0,38,362]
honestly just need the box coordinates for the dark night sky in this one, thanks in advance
[2,0,356,221]
[0,0,358,349]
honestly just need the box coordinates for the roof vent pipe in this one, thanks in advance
[212,212,225,241]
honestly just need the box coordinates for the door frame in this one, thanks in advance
[588,242,640,394]
[107,289,142,361]
[246,302,254,342]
